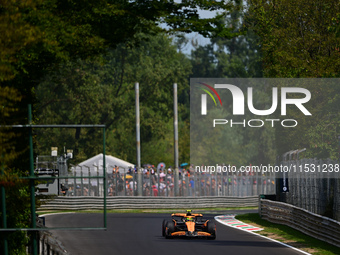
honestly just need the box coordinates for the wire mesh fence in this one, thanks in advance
[280,158,340,221]
[60,166,276,197]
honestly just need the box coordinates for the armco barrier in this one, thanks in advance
[30,217,68,255]
[38,196,258,211]
[38,231,68,255]
[260,199,340,248]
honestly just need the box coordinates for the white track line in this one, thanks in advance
[215,215,312,255]
[39,212,76,217]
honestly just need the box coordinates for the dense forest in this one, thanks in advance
[1,0,340,253]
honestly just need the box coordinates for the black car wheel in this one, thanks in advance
[162,220,167,237]
[207,221,216,239]
[165,221,175,239]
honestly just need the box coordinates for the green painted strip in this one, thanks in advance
[199,87,217,106]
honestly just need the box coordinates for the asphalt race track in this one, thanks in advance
[45,212,306,255]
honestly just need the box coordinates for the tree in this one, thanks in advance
[190,43,217,77]
[189,1,263,79]
[246,0,340,159]
[1,0,240,169]
[246,0,340,78]
[212,1,263,78]
[1,1,239,252]
[1,0,238,82]
[0,87,31,254]
[189,3,274,167]
[35,33,192,166]
[0,87,22,161]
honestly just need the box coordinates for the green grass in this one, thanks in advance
[235,213,340,255]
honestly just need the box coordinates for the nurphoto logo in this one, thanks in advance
[198,82,312,128]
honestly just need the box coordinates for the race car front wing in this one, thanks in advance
[170,231,213,237]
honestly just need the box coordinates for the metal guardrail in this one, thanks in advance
[38,196,258,211]
[38,231,68,255]
[260,199,340,248]
[30,218,68,255]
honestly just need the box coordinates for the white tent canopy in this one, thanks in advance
[70,154,134,185]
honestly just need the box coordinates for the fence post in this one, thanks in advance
[28,104,38,255]
[1,154,8,255]
[173,83,179,197]
[80,166,84,196]
[258,195,264,217]
[135,83,142,196]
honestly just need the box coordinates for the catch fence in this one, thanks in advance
[280,158,340,221]
[59,166,276,197]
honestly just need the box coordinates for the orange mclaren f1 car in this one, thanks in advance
[162,210,216,239]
